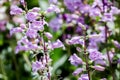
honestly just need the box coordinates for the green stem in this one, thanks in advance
[83,29,91,80]
[0,58,7,80]
[105,25,115,80]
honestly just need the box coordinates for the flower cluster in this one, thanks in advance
[61,0,120,80]
[8,0,120,80]
[10,0,64,79]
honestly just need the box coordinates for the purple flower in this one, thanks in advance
[69,54,83,66]
[26,12,38,22]
[92,0,103,10]
[15,37,39,53]
[88,49,103,61]
[15,44,29,53]
[89,32,105,43]
[26,28,38,38]
[64,0,82,11]
[20,23,26,29]
[51,39,64,49]
[49,0,58,4]
[72,68,83,76]
[79,4,91,14]
[100,78,107,80]
[101,13,114,22]
[27,43,38,50]
[31,21,44,31]
[0,20,6,31]
[95,59,106,66]
[31,7,41,12]
[64,0,75,11]
[110,6,120,15]
[10,5,23,15]
[32,61,45,72]
[88,39,98,50]
[17,36,29,45]
[47,4,60,13]
[44,32,53,39]
[49,17,62,31]
[78,74,89,80]
[113,40,120,49]
[10,27,23,36]
[20,0,25,4]
[93,65,105,71]
[66,36,84,45]
[89,8,102,18]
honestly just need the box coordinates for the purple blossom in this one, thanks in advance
[78,74,89,80]
[95,59,106,66]
[44,32,53,39]
[69,54,83,66]
[15,44,29,53]
[113,40,120,49]
[15,37,39,53]
[20,23,26,29]
[26,12,38,22]
[28,43,38,50]
[76,26,83,35]
[89,29,105,43]
[88,49,103,61]
[64,0,75,11]
[63,14,72,23]
[26,28,38,38]
[17,36,29,45]
[89,33,104,43]
[32,61,45,72]
[88,39,98,50]
[20,0,25,4]
[79,4,91,14]
[92,0,103,10]
[49,0,58,4]
[31,21,44,31]
[49,17,62,31]
[10,5,23,15]
[110,6,120,15]
[0,20,6,31]
[64,0,82,11]
[93,65,105,71]
[89,8,102,18]
[31,7,41,12]
[66,36,84,45]
[72,68,83,76]
[51,39,64,49]
[47,4,60,13]
[100,78,107,80]
[101,13,114,22]
[10,27,23,36]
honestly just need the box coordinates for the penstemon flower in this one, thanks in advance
[78,74,89,80]
[72,68,84,76]
[10,0,63,80]
[92,65,105,71]
[63,0,120,79]
[88,49,103,61]
[7,0,120,80]
[10,5,23,15]
[69,53,83,66]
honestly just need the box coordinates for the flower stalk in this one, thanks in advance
[83,28,91,80]
[105,24,115,80]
